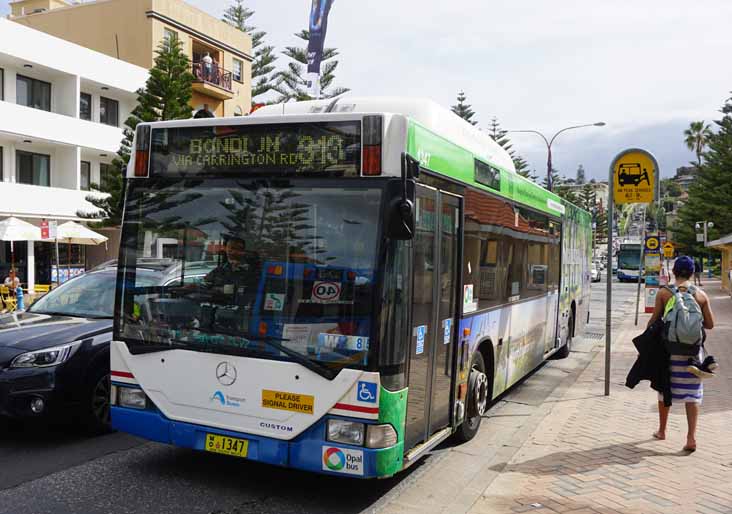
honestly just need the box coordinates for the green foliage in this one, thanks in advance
[542,169,576,203]
[683,120,713,167]
[222,1,277,102]
[661,178,682,198]
[675,98,732,254]
[77,36,195,226]
[451,91,477,125]
[272,30,349,102]
[578,183,596,212]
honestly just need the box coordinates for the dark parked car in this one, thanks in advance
[0,265,165,432]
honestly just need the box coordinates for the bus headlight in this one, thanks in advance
[366,424,398,449]
[117,387,147,409]
[326,419,365,446]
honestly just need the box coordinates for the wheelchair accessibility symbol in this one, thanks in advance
[357,381,377,403]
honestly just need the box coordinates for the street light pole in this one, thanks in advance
[510,122,606,191]
[696,220,714,278]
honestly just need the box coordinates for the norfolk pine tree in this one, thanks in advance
[272,30,349,102]
[78,36,194,225]
[676,96,732,254]
[222,1,277,102]
[451,91,477,125]
[486,117,536,180]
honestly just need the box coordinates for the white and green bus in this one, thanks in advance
[110,97,592,479]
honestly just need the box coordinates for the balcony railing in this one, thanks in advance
[192,62,233,92]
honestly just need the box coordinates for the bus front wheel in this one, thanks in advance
[455,352,489,442]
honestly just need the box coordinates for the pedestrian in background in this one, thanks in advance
[647,256,715,452]
[694,257,703,286]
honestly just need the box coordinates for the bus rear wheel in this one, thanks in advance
[455,352,489,443]
[555,312,574,359]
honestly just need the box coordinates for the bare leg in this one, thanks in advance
[655,401,669,440]
[684,403,699,450]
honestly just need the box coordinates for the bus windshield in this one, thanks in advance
[618,248,641,269]
[116,178,382,376]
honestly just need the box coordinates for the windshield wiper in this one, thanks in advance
[219,329,338,380]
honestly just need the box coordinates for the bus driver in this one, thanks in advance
[204,236,261,311]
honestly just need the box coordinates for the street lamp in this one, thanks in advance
[696,221,714,278]
[509,122,606,191]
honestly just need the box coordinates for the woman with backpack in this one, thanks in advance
[647,255,715,452]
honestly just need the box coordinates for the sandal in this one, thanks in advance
[683,445,696,453]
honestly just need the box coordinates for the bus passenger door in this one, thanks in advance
[405,186,460,449]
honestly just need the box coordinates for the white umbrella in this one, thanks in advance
[56,221,108,245]
[0,217,42,272]
[56,222,108,282]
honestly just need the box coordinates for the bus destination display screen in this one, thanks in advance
[149,121,361,177]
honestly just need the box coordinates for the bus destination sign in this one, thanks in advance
[150,121,361,176]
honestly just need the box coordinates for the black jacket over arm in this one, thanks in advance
[625,319,672,407]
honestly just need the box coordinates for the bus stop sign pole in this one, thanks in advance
[606,148,658,396]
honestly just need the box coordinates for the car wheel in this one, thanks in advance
[455,352,489,443]
[85,367,112,434]
[555,312,574,359]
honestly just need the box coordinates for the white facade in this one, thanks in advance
[0,18,148,291]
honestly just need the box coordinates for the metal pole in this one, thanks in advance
[605,160,614,396]
[635,208,646,325]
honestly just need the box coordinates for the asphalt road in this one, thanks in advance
[0,277,639,514]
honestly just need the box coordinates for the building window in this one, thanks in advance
[100,163,116,186]
[16,150,50,187]
[0,147,3,181]
[16,75,51,111]
[80,92,92,121]
[164,28,178,43]
[80,161,91,191]
[232,58,243,82]
[100,97,119,127]
[0,68,4,101]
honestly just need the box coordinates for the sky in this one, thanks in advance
[3,0,732,183]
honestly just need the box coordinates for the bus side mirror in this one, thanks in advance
[385,175,414,240]
[387,197,414,240]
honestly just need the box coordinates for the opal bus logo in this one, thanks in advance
[321,446,364,475]
[323,447,345,471]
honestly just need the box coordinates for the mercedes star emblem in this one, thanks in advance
[216,361,237,386]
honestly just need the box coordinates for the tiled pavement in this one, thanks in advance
[468,282,732,514]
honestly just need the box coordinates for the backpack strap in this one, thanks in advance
[687,284,698,295]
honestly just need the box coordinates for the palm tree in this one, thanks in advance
[683,121,712,167]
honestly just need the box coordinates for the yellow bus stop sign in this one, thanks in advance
[612,149,657,204]
[663,242,674,258]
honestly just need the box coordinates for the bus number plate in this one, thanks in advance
[205,433,249,458]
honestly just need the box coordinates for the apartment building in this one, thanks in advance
[0,18,148,291]
[10,0,253,117]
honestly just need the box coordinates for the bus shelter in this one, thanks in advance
[708,232,732,293]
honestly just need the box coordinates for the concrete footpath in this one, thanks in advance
[374,282,731,514]
[467,282,732,514]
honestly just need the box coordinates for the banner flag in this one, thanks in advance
[307,0,334,98]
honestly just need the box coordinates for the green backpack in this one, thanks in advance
[662,284,704,356]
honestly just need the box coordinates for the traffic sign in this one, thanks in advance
[611,149,657,204]
[645,235,660,254]
[663,242,674,258]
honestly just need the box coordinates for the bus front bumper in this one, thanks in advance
[111,406,402,479]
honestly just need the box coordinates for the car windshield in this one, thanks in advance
[116,178,383,376]
[30,270,155,319]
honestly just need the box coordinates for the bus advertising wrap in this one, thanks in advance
[307,0,335,97]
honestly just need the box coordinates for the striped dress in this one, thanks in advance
[668,349,704,404]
